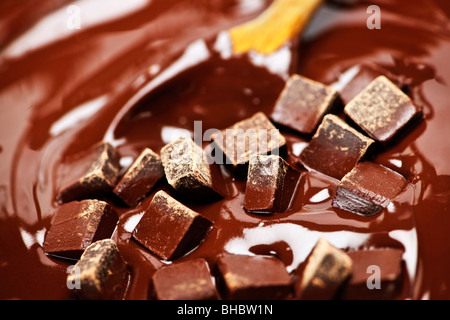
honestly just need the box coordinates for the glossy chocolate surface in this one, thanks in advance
[1,0,450,299]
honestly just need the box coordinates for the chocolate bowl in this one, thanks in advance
[0,0,449,300]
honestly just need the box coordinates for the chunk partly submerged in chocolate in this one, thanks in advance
[215,254,292,300]
[67,239,130,300]
[160,136,221,199]
[152,258,219,300]
[341,248,404,300]
[244,154,301,214]
[344,76,422,145]
[43,199,118,259]
[271,74,340,134]
[113,148,164,207]
[299,114,375,180]
[132,190,212,260]
[296,238,352,300]
[211,112,286,174]
[332,161,407,216]
[56,142,120,203]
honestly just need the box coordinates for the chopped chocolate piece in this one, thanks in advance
[152,258,219,300]
[67,239,130,300]
[43,199,118,259]
[341,248,404,300]
[160,136,221,199]
[297,238,352,300]
[271,74,340,134]
[215,254,292,300]
[132,190,212,260]
[244,154,301,214]
[113,148,164,207]
[211,112,286,173]
[332,161,407,216]
[339,64,405,105]
[344,76,422,144]
[299,114,375,180]
[57,142,120,203]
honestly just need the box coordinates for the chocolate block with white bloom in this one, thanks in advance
[67,239,130,300]
[160,136,223,199]
[211,112,286,174]
[299,114,375,180]
[57,142,120,203]
[271,74,340,134]
[332,161,407,216]
[215,254,292,300]
[297,238,352,300]
[152,258,219,300]
[132,190,212,260]
[43,199,118,259]
[113,148,164,207]
[344,76,422,145]
[244,154,300,214]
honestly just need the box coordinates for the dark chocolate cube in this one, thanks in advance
[299,114,375,180]
[296,238,352,300]
[271,74,340,134]
[215,254,292,300]
[160,137,221,199]
[152,258,219,300]
[57,142,120,203]
[341,248,404,300]
[344,76,422,144]
[338,64,405,105]
[132,190,212,260]
[67,239,130,300]
[244,155,301,214]
[43,199,119,259]
[211,112,286,172]
[113,148,164,207]
[332,161,407,216]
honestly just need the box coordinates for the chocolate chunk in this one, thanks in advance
[211,112,286,174]
[296,238,352,300]
[215,254,292,300]
[299,114,375,180]
[244,154,301,214]
[344,76,422,144]
[43,199,118,259]
[271,74,340,134]
[152,258,219,300]
[339,64,405,105]
[67,239,130,300]
[160,137,221,199]
[332,161,407,216]
[132,190,212,260]
[57,142,120,203]
[113,148,164,207]
[341,248,404,300]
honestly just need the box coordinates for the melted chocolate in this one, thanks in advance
[0,0,449,299]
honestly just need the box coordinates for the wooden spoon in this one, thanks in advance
[229,0,324,55]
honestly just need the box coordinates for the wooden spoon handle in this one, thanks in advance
[229,0,324,55]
